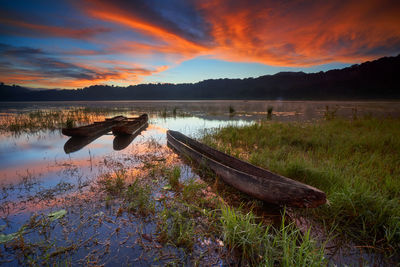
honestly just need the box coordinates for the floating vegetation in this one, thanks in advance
[47,209,67,221]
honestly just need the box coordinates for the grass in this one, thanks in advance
[166,166,181,191]
[98,171,125,196]
[202,116,400,253]
[156,171,325,265]
[98,170,155,216]
[220,206,326,266]
[181,178,207,202]
[0,108,107,133]
[157,209,195,251]
[125,179,155,216]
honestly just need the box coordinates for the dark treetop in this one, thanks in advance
[1,54,400,101]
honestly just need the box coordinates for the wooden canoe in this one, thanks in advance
[62,116,126,137]
[167,130,326,208]
[112,114,148,135]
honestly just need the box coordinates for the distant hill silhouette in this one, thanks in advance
[1,54,400,101]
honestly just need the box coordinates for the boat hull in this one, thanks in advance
[167,130,326,208]
[62,116,126,137]
[112,114,148,135]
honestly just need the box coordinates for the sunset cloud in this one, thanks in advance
[81,0,400,66]
[197,0,400,65]
[0,43,167,88]
[0,0,399,88]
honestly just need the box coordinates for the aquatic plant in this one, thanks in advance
[166,166,181,191]
[267,106,273,119]
[229,105,235,114]
[220,206,326,266]
[323,105,338,120]
[157,209,195,251]
[125,180,155,216]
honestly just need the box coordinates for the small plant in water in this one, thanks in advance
[125,180,155,216]
[229,105,235,115]
[267,106,273,119]
[157,209,195,251]
[167,166,181,190]
[323,105,338,120]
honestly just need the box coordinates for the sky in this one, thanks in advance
[0,0,399,89]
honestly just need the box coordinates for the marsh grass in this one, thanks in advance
[98,170,155,216]
[157,209,195,251]
[0,108,107,133]
[166,166,181,191]
[220,205,326,266]
[181,178,207,202]
[125,179,155,216]
[98,171,125,196]
[202,117,400,252]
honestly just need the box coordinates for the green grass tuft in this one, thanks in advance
[203,117,400,252]
[220,205,326,266]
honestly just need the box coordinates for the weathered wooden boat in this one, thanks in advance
[62,115,127,137]
[167,130,326,208]
[112,114,148,135]
[113,123,148,150]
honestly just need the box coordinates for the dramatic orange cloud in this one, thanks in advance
[1,0,399,88]
[0,17,110,39]
[81,0,400,67]
[82,2,211,63]
[0,61,168,88]
[197,0,400,65]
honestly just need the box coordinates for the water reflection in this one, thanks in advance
[113,123,148,151]
[1,101,399,266]
[64,131,109,154]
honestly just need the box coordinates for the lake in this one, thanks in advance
[1,100,399,266]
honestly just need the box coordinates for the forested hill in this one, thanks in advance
[1,54,400,101]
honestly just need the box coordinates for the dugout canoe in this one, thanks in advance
[112,114,148,135]
[167,130,326,208]
[62,115,126,137]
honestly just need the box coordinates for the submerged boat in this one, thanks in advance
[62,116,126,137]
[167,130,326,208]
[112,114,148,135]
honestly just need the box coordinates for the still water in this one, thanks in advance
[0,100,399,265]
